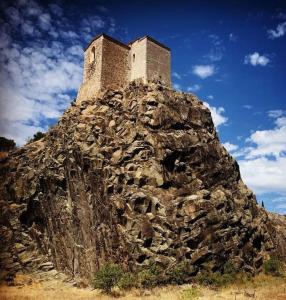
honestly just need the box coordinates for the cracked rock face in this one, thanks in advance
[0,82,285,281]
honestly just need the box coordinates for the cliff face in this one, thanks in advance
[0,82,285,281]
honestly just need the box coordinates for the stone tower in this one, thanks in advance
[76,33,171,103]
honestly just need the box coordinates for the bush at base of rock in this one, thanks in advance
[138,264,166,288]
[264,256,284,277]
[93,263,123,293]
[195,263,237,287]
[118,272,137,290]
[169,261,190,284]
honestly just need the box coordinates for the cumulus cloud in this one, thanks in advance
[193,65,215,79]
[245,124,286,158]
[244,52,270,67]
[239,156,286,195]
[187,84,201,92]
[203,102,228,128]
[267,21,286,39]
[234,111,286,203]
[223,142,239,152]
[0,0,118,145]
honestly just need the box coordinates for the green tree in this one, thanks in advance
[0,136,16,151]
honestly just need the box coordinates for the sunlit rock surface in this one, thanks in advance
[1,82,285,281]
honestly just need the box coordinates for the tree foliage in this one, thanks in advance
[0,136,16,151]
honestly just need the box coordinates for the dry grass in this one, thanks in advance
[0,273,286,300]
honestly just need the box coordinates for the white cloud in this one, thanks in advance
[245,125,286,158]
[205,34,224,62]
[38,13,51,31]
[267,21,286,39]
[223,142,239,152]
[203,102,228,128]
[0,0,119,145]
[239,156,286,195]
[276,117,286,127]
[172,72,181,79]
[193,65,215,79]
[235,111,286,199]
[187,84,201,92]
[268,109,285,118]
[243,105,252,109]
[207,95,214,100]
[244,52,270,67]
[173,83,181,91]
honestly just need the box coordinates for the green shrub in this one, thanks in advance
[138,264,165,288]
[118,272,137,290]
[195,270,234,287]
[180,286,202,300]
[93,263,123,293]
[223,261,236,276]
[0,136,16,151]
[264,256,283,277]
[27,131,45,144]
[170,261,189,284]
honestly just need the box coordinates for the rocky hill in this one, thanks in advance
[0,82,285,281]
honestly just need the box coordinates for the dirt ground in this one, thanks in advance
[0,273,286,300]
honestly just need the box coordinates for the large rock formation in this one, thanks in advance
[0,82,285,281]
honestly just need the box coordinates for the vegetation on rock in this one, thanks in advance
[27,131,45,143]
[0,136,16,151]
[263,256,284,277]
[93,263,123,293]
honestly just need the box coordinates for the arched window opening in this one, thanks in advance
[133,53,135,63]
[91,46,96,63]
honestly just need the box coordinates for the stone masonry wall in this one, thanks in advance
[146,40,171,86]
[76,36,103,102]
[101,38,129,90]
[129,39,147,83]
[76,35,171,104]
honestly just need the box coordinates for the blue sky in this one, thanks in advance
[0,0,285,214]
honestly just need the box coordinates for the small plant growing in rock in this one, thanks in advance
[264,256,284,277]
[27,131,45,144]
[93,263,123,293]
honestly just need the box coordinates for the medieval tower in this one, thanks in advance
[76,33,171,102]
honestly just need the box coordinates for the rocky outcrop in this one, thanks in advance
[0,82,284,281]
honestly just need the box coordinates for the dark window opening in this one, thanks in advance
[133,53,135,62]
[91,46,96,62]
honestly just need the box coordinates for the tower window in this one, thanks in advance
[133,53,135,62]
[91,46,96,62]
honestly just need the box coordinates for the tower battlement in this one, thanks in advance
[76,33,171,102]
